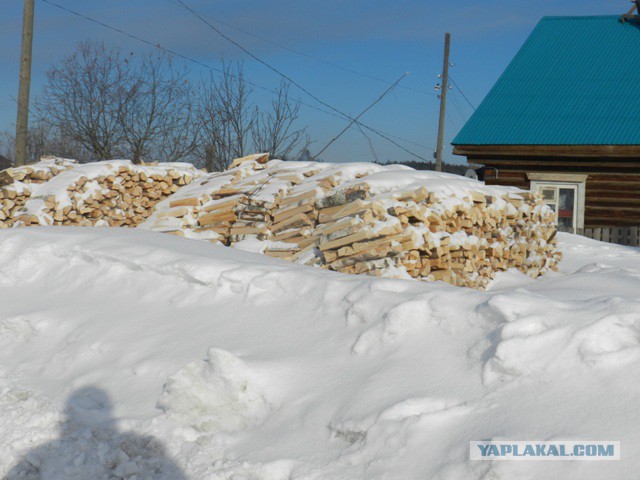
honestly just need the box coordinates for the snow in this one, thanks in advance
[140,159,555,285]
[158,348,271,433]
[338,168,521,200]
[1,227,639,479]
[14,159,203,223]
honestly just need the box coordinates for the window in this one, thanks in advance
[537,184,578,232]
[527,173,587,234]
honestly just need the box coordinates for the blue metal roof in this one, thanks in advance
[453,16,640,146]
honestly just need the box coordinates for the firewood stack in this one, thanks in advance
[303,182,558,288]
[143,153,274,240]
[0,158,202,228]
[143,155,560,288]
[0,157,76,225]
[0,155,560,288]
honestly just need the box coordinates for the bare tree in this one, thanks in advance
[251,80,310,160]
[0,131,13,162]
[197,62,255,172]
[44,126,87,161]
[34,41,310,170]
[26,123,51,162]
[0,124,89,164]
[118,51,199,164]
[151,91,199,163]
[36,40,126,161]
[36,40,201,164]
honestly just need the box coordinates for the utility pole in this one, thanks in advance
[15,0,35,167]
[435,32,450,172]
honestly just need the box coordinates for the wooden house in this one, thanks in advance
[452,13,640,245]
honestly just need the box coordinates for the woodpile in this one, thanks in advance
[0,157,202,228]
[143,155,561,288]
[0,154,561,288]
[0,157,76,224]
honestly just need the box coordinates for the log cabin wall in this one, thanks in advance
[449,15,640,240]
[464,155,640,228]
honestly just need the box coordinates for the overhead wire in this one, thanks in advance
[450,89,468,124]
[173,0,433,160]
[449,76,476,111]
[165,0,436,97]
[313,73,408,159]
[40,0,433,160]
[355,122,380,163]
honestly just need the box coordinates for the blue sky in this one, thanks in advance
[0,0,626,164]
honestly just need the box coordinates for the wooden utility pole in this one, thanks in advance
[15,0,35,167]
[435,32,450,172]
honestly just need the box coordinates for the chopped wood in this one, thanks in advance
[229,153,269,169]
[169,197,201,208]
[0,156,561,289]
[279,189,319,208]
[272,226,313,242]
[158,207,190,219]
[271,213,315,233]
[319,223,402,252]
[273,203,314,224]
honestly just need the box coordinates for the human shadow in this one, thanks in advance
[5,386,186,480]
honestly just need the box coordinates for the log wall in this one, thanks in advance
[466,156,640,228]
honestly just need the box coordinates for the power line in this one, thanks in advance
[446,103,461,132]
[174,0,393,141]
[173,0,432,160]
[40,0,228,77]
[40,0,432,159]
[165,0,435,97]
[450,89,468,124]
[449,76,476,111]
[313,73,408,159]
[359,125,431,161]
[355,122,380,163]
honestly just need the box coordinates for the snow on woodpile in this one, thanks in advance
[0,157,204,229]
[0,157,76,223]
[141,154,561,288]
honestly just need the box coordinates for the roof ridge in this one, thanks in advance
[541,15,628,20]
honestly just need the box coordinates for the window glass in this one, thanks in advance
[557,188,575,232]
[559,188,575,211]
[532,180,582,233]
[542,189,555,201]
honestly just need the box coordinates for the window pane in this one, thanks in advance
[557,188,575,232]
[559,188,575,211]
[542,188,555,201]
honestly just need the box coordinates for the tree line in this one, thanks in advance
[0,40,311,171]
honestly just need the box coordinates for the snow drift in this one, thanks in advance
[0,227,639,479]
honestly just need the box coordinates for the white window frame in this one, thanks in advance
[527,173,587,234]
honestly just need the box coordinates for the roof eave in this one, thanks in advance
[453,144,640,157]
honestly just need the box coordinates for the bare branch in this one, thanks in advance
[118,51,198,164]
[36,40,126,161]
[251,80,309,160]
[196,61,254,171]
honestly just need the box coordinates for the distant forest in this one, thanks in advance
[374,160,468,176]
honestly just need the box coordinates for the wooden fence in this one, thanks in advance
[583,226,640,247]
